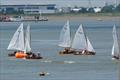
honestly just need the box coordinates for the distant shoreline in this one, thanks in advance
[44,13,120,20]
[1,13,120,21]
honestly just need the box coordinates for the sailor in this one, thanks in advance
[113,56,119,60]
[82,50,85,55]
[14,51,17,55]
[64,48,69,53]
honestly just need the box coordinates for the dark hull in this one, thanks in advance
[25,56,43,59]
[59,50,96,55]
[73,51,96,55]
[8,53,15,56]
[59,50,75,55]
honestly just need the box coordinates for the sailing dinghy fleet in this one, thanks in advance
[58,21,96,55]
[7,22,119,60]
[7,23,43,59]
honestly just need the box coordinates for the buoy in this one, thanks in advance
[39,72,46,76]
[15,52,26,58]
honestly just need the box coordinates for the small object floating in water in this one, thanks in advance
[39,72,45,76]
[39,72,46,76]
[39,72,50,76]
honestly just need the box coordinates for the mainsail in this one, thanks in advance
[7,23,25,51]
[112,25,120,57]
[71,24,87,50]
[24,24,31,53]
[58,20,71,48]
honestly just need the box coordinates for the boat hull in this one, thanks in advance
[25,56,43,59]
[73,51,96,55]
[25,52,43,59]
[15,52,26,58]
[59,50,76,55]
[59,50,96,55]
[8,53,16,56]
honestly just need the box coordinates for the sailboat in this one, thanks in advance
[112,25,120,60]
[25,25,42,59]
[7,23,43,59]
[71,24,96,55]
[58,20,74,54]
[7,23,26,57]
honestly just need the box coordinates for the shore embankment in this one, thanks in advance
[0,13,120,21]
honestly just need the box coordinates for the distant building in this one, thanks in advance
[93,7,102,13]
[0,4,56,14]
[61,7,71,13]
[71,8,81,12]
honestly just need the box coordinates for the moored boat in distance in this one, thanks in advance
[0,15,48,22]
[112,25,120,60]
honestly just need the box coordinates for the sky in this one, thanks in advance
[0,0,119,7]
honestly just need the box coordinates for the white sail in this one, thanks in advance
[87,37,95,52]
[25,24,31,53]
[58,20,71,48]
[7,23,25,51]
[112,25,120,57]
[71,24,87,50]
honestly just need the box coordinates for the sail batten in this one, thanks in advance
[58,20,71,48]
[7,23,25,51]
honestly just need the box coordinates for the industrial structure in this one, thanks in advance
[0,4,56,14]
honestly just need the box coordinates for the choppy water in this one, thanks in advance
[0,17,120,80]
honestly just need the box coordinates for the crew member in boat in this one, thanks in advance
[60,48,76,54]
[63,48,70,54]
[113,55,119,60]
[25,52,42,59]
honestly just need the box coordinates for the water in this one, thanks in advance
[0,17,120,80]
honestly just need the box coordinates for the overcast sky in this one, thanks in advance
[0,0,119,7]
